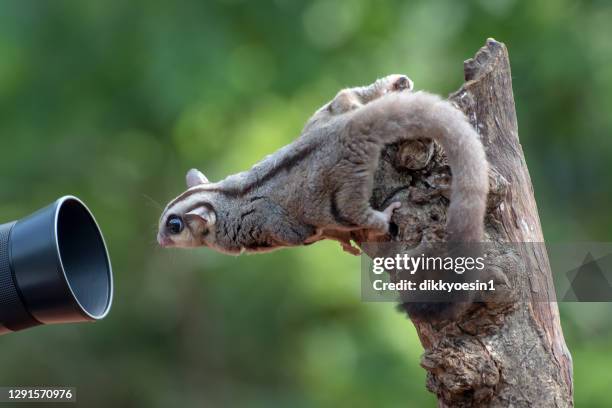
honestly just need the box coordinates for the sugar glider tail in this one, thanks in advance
[349,90,488,244]
[349,91,489,321]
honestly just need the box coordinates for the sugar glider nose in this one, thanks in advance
[157,233,174,247]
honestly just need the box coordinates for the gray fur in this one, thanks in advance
[157,75,488,256]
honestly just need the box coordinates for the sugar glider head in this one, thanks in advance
[303,74,413,131]
[330,74,413,114]
[157,168,219,249]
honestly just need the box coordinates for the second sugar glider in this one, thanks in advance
[157,75,488,257]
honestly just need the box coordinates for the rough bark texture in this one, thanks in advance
[360,39,573,407]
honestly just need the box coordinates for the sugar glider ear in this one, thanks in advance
[186,168,209,188]
[185,205,216,228]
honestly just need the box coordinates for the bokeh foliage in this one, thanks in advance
[1,0,611,406]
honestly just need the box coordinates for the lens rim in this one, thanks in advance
[52,196,113,320]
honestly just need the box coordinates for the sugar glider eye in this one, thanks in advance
[166,215,184,234]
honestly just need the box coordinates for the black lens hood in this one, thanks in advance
[0,196,113,334]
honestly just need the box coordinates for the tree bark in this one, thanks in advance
[360,39,573,407]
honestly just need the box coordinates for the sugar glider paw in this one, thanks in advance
[367,202,402,237]
[382,201,402,221]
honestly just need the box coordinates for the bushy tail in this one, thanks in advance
[349,91,489,322]
[350,91,489,243]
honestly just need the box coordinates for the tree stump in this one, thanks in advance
[360,39,573,407]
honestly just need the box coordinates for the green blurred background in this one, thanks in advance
[1,0,611,406]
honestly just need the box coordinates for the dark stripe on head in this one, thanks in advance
[182,201,215,216]
[166,186,215,210]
